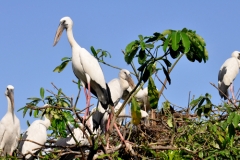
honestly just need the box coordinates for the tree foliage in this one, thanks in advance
[3,27,240,160]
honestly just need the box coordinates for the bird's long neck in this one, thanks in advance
[6,96,15,122]
[6,96,13,113]
[66,28,79,48]
[120,79,129,92]
[42,117,51,128]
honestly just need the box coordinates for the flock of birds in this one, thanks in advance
[0,16,239,159]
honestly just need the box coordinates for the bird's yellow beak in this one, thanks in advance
[53,23,64,46]
[126,76,135,89]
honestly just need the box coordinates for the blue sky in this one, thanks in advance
[1,1,240,131]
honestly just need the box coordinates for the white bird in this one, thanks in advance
[53,16,113,121]
[92,69,134,131]
[218,51,240,103]
[92,102,126,133]
[55,121,92,160]
[124,86,151,112]
[135,87,151,112]
[18,114,50,160]
[0,85,20,156]
[55,123,90,147]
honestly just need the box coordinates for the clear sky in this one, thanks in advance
[1,1,240,131]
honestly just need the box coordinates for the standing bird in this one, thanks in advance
[53,16,113,121]
[0,85,20,156]
[218,51,240,103]
[18,114,51,160]
[92,69,134,132]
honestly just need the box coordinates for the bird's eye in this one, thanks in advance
[6,88,9,90]
[62,20,66,24]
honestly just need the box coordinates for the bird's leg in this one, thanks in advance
[83,84,91,126]
[229,83,237,104]
[106,106,115,148]
[107,105,115,131]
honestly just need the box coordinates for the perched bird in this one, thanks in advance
[53,16,113,121]
[218,51,240,103]
[134,87,151,112]
[124,86,151,112]
[92,69,134,132]
[18,114,51,160]
[55,123,90,147]
[92,102,126,133]
[55,121,92,160]
[0,85,20,156]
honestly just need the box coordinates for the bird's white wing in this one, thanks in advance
[21,120,47,158]
[13,116,21,151]
[108,78,122,103]
[79,48,106,88]
[0,122,6,146]
[219,58,239,86]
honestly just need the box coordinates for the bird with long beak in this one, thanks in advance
[53,17,113,123]
[92,69,134,148]
[0,85,20,156]
[218,51,240,103]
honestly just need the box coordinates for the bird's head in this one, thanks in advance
[231,51,240,60]
[53,17,73,46]
[119,69,135,89]
[5,85,14,109]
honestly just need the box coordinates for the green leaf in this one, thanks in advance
[27,120,31,127]
[61,57,70,61]
[29,109,33,117]
[138,35,143,41]
[190,96,203,109]
[198,98,205,108]
[34,109,39,118]
[148,77,159,109]
[162,59,171,67]
[140,41,146,50]
[169,48,180,59]
[197,108,202,117]
[124,40,139,64]
[160,64,171,84]
[131,97,141,125]
[163,33,171,53]
[142,62,155,83]
[40,87,44,99]
[142,68,150,83]
[145,43,154,49]
[23,107,28,118]
[91,46,97,57]
[17,106,26,112]
[227,112,235,124]
[171,31,180,51]
[27,97,42,101]
[138,49,146,65]
[58,88,62,96]
[199,151,203,159]
[162,29,172,36]
[232,113,239,128]
[180,31,190,53]
[167,117,173,127]
[53,60,70,73]
[228,123,235,138]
